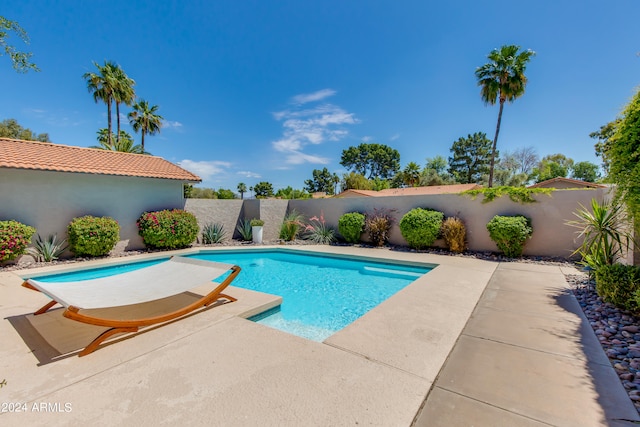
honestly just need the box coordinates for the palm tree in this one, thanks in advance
[402,162,422,187]
[237,182,247,199]
[91,129,145,154]
[83,61,119,148]
[112,65,136,144]
[128,99,163,151]
[475,45,535,187]
[332,173,340,195]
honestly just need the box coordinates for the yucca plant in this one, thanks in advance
[28,234,68,262]
[201,223,226,244]
[236,219,253,241]
[567,198,634,274]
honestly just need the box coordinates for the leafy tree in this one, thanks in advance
[216,188,236,199]
[253,181,274,198]
[605,87,640,218]
[91,129,144,154]
[304,167,336,194]
[189,187,217,199]
[448,132,493,184]
[571,161,600,182]
[529,154,573,183]
[1,16,39,73]
[275,186,311,199]
[84,61,120,148]
[112,65,136,144]
[342,172,373,191]
[184,184,194,198]
[492,151,531,187]
[340,143,400,179]
[0,118,49,141]
[476,45,535,187]
[237,182,247,199]
[371,177,391,191]
[591,119,620,174]
[128,99,163,151]
[420,156,455,186]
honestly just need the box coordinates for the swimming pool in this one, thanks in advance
[35,249,432,341]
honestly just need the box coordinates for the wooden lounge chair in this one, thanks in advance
[22,256,241,356]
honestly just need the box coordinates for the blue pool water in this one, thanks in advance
[35,250,432,341]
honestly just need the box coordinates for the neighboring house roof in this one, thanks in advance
[528,177,605,189]
[0,138,201,182]
[335,183,482,198]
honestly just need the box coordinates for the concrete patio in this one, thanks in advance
[0,246,638,426]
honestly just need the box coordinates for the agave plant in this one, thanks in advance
[27,234,68,262]
[236,219,253,241]
[201,223,226,244]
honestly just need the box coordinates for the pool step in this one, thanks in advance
[360,266,424,279]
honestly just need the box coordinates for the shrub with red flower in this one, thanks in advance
[0,220,36,262]
[137,209,198,249]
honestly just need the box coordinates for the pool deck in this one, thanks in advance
[0,245,638,426]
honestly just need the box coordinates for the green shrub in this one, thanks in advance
[399,208,444,249]
[250,218,264,227]
[441,217,466,253]
[595,264,640,312]
[137,209,198,249]
[0,220,36,262]
[68,216,120,257]
[280,210,304,241]
[201,223,226,244]
[338,212,365,243]
[365,208,395,247]
[486,215,533,257]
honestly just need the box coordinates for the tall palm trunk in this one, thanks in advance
[141,130,146,152]
[107,99,113,148]
[488,99,505,188]
[115,101,121,144]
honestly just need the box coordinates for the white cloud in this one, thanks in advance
[361,136,372,142]
[271,94,358,165]
[390,133,400,141]
[291,89,336,105]
[178,159,231,180]
[285,151,330,165]
[237,171,261,179]
[163,120,183,129]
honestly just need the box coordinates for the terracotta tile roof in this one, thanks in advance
[335,184,482,198]
[527,177,605,189]
[0,138,201,182]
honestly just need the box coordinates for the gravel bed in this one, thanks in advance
[569,274,640,414]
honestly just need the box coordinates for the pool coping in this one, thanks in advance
[2,245,633,426]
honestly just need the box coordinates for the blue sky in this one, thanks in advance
[2,1,639,192]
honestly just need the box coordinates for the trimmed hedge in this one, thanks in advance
[338,212,365,243]
[137,209,198,249]
[0,220,36,262]
[486,215,532,258]
[595,264,640,312]
[68,216,120,257]
[399,208,444,249]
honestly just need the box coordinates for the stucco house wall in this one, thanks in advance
[0,168,186,251]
